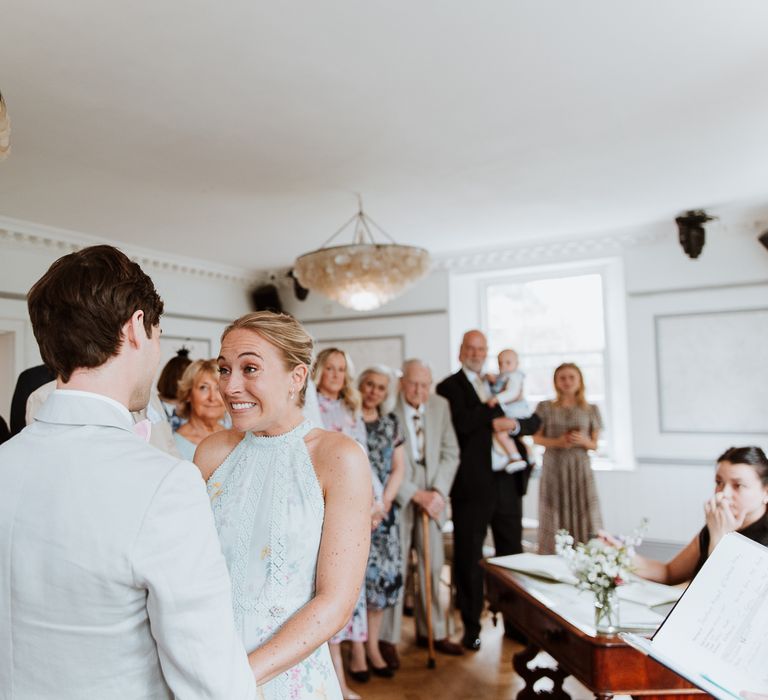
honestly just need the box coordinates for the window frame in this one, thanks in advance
[475,257,634,471]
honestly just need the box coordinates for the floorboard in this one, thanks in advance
[344,609,603,700]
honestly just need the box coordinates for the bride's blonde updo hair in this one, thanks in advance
[221,311,313,406]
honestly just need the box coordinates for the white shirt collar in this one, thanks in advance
[402,400,425,419]
[462,366,482,383]
[53,389,133,423]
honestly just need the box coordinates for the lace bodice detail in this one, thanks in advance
[207,421,341,699]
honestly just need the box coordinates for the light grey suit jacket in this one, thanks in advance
[394,393,460,526]
[0,391,255,699]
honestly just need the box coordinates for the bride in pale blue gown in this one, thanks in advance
[195,312,372,699]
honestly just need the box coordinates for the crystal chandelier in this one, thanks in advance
[0,91,10,160]
[293,198,430,312]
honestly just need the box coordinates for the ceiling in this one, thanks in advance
[1,1,768,271]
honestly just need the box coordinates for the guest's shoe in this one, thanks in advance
[461,634,481,651]
[416,635,465,656]
[378,641,400,670]
[367,659,395,678]
[348,668,370,683]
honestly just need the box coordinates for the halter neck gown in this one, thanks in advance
[207,421,342,699]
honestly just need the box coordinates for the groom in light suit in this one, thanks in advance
[0,246,255,699]
[379,359,462,667]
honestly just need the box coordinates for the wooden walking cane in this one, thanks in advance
[421,509,436,669]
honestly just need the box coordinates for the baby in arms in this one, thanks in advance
[486,349,532,472]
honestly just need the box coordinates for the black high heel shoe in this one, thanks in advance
[348,668,370,683]
[367,657,395,678]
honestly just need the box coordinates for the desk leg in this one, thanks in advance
[513,644,570,700]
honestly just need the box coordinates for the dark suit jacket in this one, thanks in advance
[10,364,56,436]
[436,369,541,504]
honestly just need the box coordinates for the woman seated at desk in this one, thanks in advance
[608,446,768,585]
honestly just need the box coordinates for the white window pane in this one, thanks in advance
[485,272,611,460]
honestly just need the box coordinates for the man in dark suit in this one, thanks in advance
[436,330,540,651]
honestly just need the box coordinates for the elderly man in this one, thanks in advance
[0,246,255,699]
[379,359,462,668]
[437,330,541,651]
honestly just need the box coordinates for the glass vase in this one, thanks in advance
[593,587,619,634]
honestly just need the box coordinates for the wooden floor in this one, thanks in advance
[344,610,599,700]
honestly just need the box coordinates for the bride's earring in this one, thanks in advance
[289,387,296,401]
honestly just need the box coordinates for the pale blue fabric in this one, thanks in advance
[207,421,342,699]
[172,432,196,461]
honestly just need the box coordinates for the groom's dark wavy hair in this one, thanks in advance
[27,245,164,383]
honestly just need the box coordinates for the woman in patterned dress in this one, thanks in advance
[533,363,603,554]
[194,313,372,699]
[353,366,405,679]
[312,348,385,700]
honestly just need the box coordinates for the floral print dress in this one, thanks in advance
[364,413,405,610]
[535,400,603,554]
[316,394,379,643]
[207,422,342,699]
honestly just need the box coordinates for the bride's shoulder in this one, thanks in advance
[305,428,367,478]
[194,429,246,481]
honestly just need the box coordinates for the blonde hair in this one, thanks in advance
[358,365,397,416]
[553,362,588,408]
[312,347,360,415]
[221,311,313,406]
[176,358,220,419]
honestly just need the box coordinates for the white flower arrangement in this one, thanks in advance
[555,531,634,591]
[555,520,648,631]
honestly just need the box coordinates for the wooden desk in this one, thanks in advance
[482,560,704,700]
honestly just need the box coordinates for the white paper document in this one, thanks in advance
[487,553,578,584]
[616,578,684,607]
[622,533,768,698]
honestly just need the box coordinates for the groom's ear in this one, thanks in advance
[124,310,146,350]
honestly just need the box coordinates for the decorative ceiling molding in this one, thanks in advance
[433,226,670,272]
[0,216,257,285]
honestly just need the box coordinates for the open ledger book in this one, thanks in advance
[488,553,683,607]
[621,532,768,699]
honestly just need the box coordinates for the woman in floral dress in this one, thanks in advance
[533,362,603,554]
[356,366,405,679]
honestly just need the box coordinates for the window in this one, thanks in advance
[478,262,631,467]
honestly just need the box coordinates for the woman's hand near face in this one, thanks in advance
[705,493,743,554]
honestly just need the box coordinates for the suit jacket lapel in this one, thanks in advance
[394,397,418,475]
[459,368,485,407]
[424,396,439,481]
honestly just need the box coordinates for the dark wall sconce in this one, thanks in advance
[676,210,716,259]
[759,229,768,251]
[287,269,310,301]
